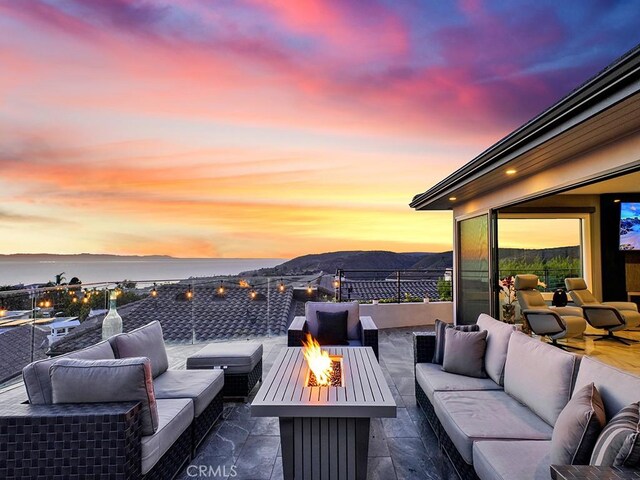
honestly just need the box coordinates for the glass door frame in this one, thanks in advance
[454,209,499,324]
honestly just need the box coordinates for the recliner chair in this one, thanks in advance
[515,274,586,350]
[565,278,640,345]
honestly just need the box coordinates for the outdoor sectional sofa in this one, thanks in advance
[414,314,640,480]
[0,321,224,480]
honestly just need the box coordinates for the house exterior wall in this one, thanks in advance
[449,129,640,317]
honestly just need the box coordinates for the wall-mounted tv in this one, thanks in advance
[620,202,640,250]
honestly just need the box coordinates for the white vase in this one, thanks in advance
[102,290,122,340]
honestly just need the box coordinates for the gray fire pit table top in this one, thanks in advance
[251,346,396,418]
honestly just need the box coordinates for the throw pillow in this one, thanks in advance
[551,383,606,465]
[432,319,480,364]
[591,402,640,467]
[442,328,488,378]
[316,310,350,345]
[50,357,159,436]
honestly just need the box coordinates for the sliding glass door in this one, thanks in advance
[457,214,491,324]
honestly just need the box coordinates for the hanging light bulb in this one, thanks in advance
[278,280,285,292]
[0,301,6,317]
[250,289,257,300]
[44,299,52,308]
[186,286,193,300]
[218,281,225,295]
[72,296,78,303]
[307,283,313,294]
[151,283,158,298]
[82,296,89,304]
[333,278,340,289]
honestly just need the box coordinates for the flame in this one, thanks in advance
[302,333,332,386]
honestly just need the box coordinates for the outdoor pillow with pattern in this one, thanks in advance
[432,318,480,365]
[590,402,640,467]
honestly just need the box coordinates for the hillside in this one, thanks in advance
[241,245,580,277]
[241,250,450,276]
[498,246,580,262]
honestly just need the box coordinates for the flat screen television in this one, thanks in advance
[620,202,640,250]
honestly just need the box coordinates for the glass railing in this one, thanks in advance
[0,274,327,386]
[333,268,453,303]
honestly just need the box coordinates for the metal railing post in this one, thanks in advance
[396,271,401,303]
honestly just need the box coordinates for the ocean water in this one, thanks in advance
[0,258,285,286]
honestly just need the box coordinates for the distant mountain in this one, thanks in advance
[0,253,175,261]
[241,250,448,276]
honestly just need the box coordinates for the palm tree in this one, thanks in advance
[54,272,66,285]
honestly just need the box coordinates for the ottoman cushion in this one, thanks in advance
[187,342,263,374]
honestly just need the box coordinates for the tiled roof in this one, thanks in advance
[48,285,295,355]
[0,326,48,384]
[342,280,440,301]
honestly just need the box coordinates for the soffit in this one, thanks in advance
[423,93,640,210]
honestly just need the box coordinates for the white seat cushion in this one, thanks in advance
[153,369,224,416]
[473,440,552,480]
[416,363,502,403]
[433,390,553,464]
[141,398,194,475]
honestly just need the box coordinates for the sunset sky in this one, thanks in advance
[1,1,639,258]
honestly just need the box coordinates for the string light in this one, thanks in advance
[0,300,6,317]
[186,286,193,300]
[333,278,340,289]
[218,282,225,295]
[250,290,257,300]
[44,299,52,308]
[307,283,313,294]
[72,296,78,303]
[151,283,158,298]
[278,280,285,293]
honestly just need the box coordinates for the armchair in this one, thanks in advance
[565,278,640,345]
[287,301,379,358]
[515,274,586,350]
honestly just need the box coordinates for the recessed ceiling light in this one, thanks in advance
[614,199,621,203]
[449,196,457,201]
[506,169,517,175]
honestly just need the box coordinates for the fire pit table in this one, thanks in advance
[251,346,396,480]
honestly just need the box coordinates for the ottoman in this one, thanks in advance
[187,342,263,399]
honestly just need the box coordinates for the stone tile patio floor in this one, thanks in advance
[175,326,457,480]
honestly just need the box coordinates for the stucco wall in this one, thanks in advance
[359,301,453,329]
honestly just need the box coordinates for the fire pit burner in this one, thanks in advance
[306,357,343,387]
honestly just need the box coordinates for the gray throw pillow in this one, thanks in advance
[50,357,159,436]
[112,321,168,378]
[442,329,487,378]
[432,319,480,364]
[551,383,606,465]
[591,402,640,467]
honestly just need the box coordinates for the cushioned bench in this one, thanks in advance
[186,342,262,399]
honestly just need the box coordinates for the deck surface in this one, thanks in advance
[252,347,396,418]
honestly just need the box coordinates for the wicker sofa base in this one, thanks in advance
[143,421,192,480]
[0,402,143,480]
[416,381,479,480]
[192,390,224,453]
[223,360,262,398]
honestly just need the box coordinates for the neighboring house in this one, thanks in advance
[411,45,640,324]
